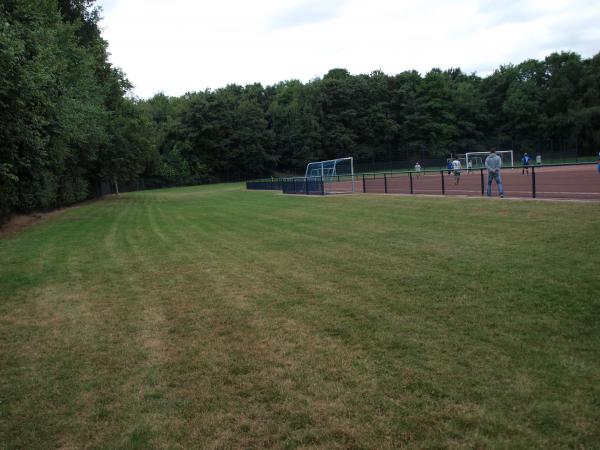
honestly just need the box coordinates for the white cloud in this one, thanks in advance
[268,0,349,29]
[98,0,600,98]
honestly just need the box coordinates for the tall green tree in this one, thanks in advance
[0,0,147,221]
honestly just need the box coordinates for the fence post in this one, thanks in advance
[532,166,536,198]
[321,177,325,195]
[440,170,445,195]
[362,174,366,193]
[409,171,413,194]
[480,169,484,196]
[384,173,388,193]
[305,177,308,195]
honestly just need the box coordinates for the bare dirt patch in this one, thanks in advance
[0,198,107,238]
[0,213,52,237]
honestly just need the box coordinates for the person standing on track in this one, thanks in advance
[521,152,532,175]
[452,158,462,185]
[485,148,505,198]
[447,159,453,175]
[414,162,422,179]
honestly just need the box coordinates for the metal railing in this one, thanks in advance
[359,162,599,199]
[246,162,600,200]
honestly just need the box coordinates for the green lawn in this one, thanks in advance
[1,184,599,449]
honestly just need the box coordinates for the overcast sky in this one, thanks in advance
[97,0,600,99]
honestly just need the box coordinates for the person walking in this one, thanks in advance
[446,159,453,175]
[414,162,422,179]
[452,158,462,185]
[521,152,532,175]
[485,148,505,198]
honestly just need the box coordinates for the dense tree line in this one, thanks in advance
[0,0,151,222]
[140,52,600,184]
[1,1,599,223]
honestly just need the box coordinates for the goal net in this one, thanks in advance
[463,150,514,169]
[457,155,484,170]
[305,157,355,194]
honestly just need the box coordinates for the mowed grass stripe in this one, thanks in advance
[116,193,379,447]
[1,184,599,449]
[197,194,599,446]
[138,192,596,448]
[120,191,596,446]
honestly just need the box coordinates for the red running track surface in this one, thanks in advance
[332,164,600,200]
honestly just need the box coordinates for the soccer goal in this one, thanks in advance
[457,154,484,170]
[464,150,514,169]
[305,157,355,194]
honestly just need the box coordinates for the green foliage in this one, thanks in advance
[269,80,323,169]
[140,50,600,182]
[0,0,144,221]
[173,85,277,181]
[2,0,599,222]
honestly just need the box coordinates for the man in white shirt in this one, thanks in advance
[414,162,421,179]
[452,158,462,185]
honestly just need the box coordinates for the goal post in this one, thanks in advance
[457,155,484,170]
[304,156,355,194]
[464,150,514,169]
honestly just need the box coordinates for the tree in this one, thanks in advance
[96,99,152,194]
[0,0,149,221]
[269,80,322,172]
[415,69,460,155]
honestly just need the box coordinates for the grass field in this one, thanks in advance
[1,184,599,449]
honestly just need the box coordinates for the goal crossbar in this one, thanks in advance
[304,156,355,194]
[464,150,514,168]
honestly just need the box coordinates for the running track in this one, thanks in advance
[330,164,600,200]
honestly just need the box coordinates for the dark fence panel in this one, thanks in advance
[94,181,114,197]
[246,178,282,190]
[281,177,324,195]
